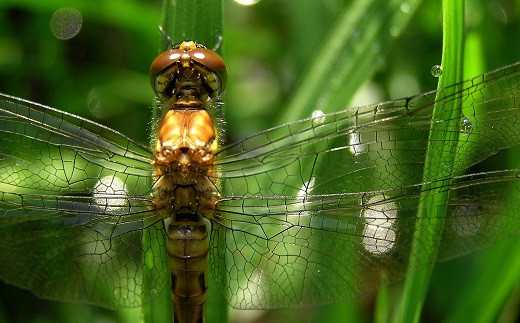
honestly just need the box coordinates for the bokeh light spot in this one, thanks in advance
[50,8,82,40]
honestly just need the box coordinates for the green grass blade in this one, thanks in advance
[374,285,390,323]
[161,0,223,50]
[276,0,422,124]
[394,0,465,322]
[476,241,520,322]
[444,239,520,323]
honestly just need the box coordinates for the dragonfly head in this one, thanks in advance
[150,41,228,104]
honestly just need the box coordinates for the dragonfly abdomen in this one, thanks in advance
[166,216,210,323]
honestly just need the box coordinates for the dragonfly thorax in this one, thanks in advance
[154,107,216,193]
[155,109,216,161]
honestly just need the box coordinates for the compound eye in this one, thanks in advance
[150,50,181,80]
[149,49,183,100]
[189,48,228,93]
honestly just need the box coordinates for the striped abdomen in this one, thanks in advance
[166,216,210,323]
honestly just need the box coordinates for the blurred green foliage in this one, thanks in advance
[0,0,519,322]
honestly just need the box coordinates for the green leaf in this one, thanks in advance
[277,0,422,123]
[160,0,223,51]
[395,0,465,321]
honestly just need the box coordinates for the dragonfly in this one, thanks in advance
[1,39,520,322]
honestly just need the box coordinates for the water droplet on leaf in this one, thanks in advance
[461,117,472,135]
[431,65,442,77]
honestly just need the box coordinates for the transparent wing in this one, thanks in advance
[211,63,520,309]
[0,94,167,308]
[0,93,153,195]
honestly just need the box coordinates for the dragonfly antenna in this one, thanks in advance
[158,25,173,49]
